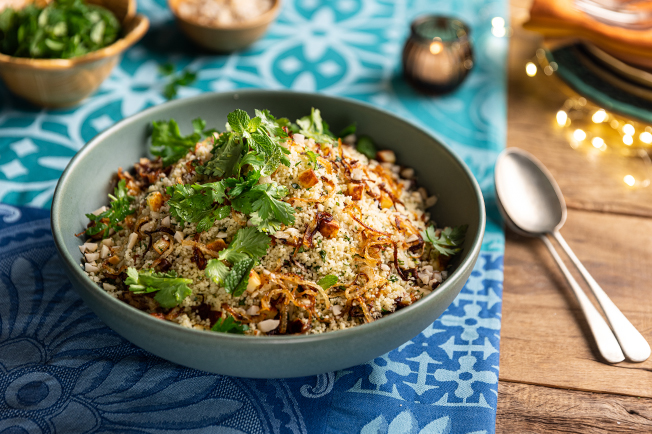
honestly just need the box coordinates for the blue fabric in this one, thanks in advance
[0,0,507,432]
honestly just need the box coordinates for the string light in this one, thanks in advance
[523,52,652,188]
[623,124,635,136]
[573,129,586,141]
[525,62,537,77]
[624,175,636,186]
[556,110,568,127]
[592,110,607,123]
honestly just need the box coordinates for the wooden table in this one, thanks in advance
[496,1,652,432]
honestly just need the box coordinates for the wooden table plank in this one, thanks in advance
[499,208,652,398]
[496,382,652,433]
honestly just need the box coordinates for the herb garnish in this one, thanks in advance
[422,225,468,257]
[125,267,192,308]
[356,135,377,160]
[159,63,198,100]
[85,179,134,238]
[295,108,335,144]
[166,182,230,232]
[0,0,120,59]
[317,275,338,290]
[205,227,270,297]
[211,315,248,334]
[151,118,215,167]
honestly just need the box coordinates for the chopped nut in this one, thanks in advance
[84,263,100,273]
[318,218,339,239]
[108,255,120,265]
[376,150,396,163]
[100,244,111,259]
[297,168,319,188]
[127,233,138,249]
[161,216,171,227]
[247,270,261,292]
[258,319,280,333]
[147,191,163,212]
[380,193,393,209]
[206,239,227,252]
[425,195,438,208]
[400,167,415,179]
[174,231,184,243]
[83,242,98,252]
[346,183,364,201]
[85,252,100,262]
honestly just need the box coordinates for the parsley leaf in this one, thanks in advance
[125,267,192,309]
[296,108,335,144]
[166,182,230,232]
[231,183,295,231]
[305,150,319,169]
[422,224,468,257]
[150,118,211,167]
[85,179,135,238]
[218,227,270,263]
[356,135,376,160]
[211,315,248,334]
[162,68,198,100]
[317,275,338,290]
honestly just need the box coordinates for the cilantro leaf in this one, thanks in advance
[205,259,229,286]
[296,108,335,144]
[231,183,295,231]
[166,182,230,232]
[150,119,199,167]
[317,275,338,290]
[211,315,248,334]
[125,267,193,309]
[356,135,376,160]
[218,227,270,263]
[85,179,135,238]
[422,224,468,257]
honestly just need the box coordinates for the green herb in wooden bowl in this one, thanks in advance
[0,0,121,59]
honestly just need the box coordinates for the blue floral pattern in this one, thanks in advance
[0,0,506,432]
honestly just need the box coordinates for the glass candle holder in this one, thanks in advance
[402,16,474,95]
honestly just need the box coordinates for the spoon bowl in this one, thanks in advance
[495,148,566,235]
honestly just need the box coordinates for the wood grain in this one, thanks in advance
[500,208,652,397]
[496,382,652,433]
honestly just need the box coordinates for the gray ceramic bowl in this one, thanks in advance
[51,90,485,378]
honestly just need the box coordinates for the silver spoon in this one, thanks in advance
[495,147,650,364]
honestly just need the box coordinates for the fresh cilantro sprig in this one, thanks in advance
[125,267,193,309]
[166,182,230,232]
[211,315,248,334]
[231,183,295,233]
[150,117,215,167]
[0,0,121,59]
[205,227,270,297]
[295,108,336,144]
[422,225,468,257]
[159,63,198,100]
[85,179,135,239]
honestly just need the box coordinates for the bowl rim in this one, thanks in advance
[168,0,281,31]
[51,89,486,346]
[0,14,149,69]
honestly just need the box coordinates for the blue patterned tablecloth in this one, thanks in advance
[0,0,507,432]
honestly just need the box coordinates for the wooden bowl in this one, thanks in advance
[168,0,280,52]
[0,0,149,108]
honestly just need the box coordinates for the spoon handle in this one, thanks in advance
[539,235,625,364]
[551,230,651,362]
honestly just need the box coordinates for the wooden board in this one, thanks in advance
[496,382,652,433]
[500,208,652,398]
